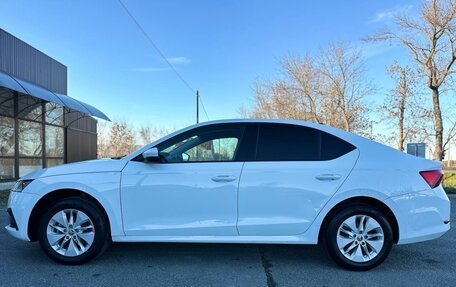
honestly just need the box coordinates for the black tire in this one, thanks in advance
[38,197,110,265]
[323,204,393,271]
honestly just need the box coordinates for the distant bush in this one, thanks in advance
[444,172,456,194]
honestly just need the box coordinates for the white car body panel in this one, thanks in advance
[237,150,359,236]
[385,187,450,244]
[5,119,450,247]
[5,191,40,241]
[121,161,243,236]
[7,172,124,240]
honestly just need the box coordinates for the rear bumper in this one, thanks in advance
[384,186,451,245]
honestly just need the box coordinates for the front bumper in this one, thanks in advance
[385,186,451,245]
[5,191,40,241]
[6,208,18,230]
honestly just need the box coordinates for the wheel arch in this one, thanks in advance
[318,196,399,244]
[27,188,111,242]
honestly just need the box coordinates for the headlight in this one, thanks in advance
[11,180,33,192]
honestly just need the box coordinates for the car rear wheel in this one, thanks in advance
[38,197,110,264]
[324,204,393,271]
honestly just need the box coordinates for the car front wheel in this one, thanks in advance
[38,197,110,264]
[324,204,393,271]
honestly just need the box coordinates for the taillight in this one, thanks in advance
[419,170,443,188]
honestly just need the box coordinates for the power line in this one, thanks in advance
[117,0,194,93]
[117,0,209,121]
[199,96,209,120]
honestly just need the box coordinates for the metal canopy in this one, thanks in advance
[0,70,28,94]
[0,70,110,121]
[55,92,110,121]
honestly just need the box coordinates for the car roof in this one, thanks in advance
[192,119,355,140]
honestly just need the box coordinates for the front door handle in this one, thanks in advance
[315,174,341,181]
[211,175,237,182]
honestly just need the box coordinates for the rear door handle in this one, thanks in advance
[211,175,237,182]
[315,174,341,181]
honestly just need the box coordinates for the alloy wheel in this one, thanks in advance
[46,209,95,257]
[336,215,384,263]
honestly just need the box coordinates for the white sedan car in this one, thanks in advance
[6,119,450,270]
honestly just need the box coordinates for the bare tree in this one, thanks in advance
[243,42,374,135]
[280,55,325,123]
[367,0,456,160]
[381,62,425,150]
[97,121,110,158]
[110,121,135,157]
[318,42,374,134]
[139,126,152,145]
[245,55,323,122]
[98,121,135,158]
[138,126,171,145]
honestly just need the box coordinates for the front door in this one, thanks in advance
[121,124,247,237]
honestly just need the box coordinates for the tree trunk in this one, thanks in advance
[397,107,405,151]
[397,81,406,151]
[432,88,444,160]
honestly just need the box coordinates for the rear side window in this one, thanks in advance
[256,123,355,161]
[256,124,320,161]
[320,132,355,160]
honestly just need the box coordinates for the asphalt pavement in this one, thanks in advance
[0,197,455,287]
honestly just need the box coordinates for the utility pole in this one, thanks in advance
[196,90,199,124]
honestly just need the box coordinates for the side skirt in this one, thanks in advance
[111,235,317,245]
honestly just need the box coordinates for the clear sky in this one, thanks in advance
[0,0,417,131]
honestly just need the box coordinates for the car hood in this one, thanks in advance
[20,158,128,180]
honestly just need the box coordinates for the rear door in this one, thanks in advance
[237,123,359,236]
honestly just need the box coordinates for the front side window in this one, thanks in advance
[157,126,244,163]
[184,137,238,162]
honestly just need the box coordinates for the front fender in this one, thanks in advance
[24,172,124,237]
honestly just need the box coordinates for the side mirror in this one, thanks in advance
[142,147,160,162]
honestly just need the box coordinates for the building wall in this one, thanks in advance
[0,29,67,94]
[65,111,98,162]
[0,29,99,181]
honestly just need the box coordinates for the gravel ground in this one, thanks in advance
[0,196,454,287]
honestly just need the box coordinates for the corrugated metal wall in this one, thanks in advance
[65,111,98,162]
[0,28,67,94]
[66,129,98,162]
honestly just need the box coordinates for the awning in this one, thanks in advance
[0,70,110,121]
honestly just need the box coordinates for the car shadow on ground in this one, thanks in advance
[2,232,455,286]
